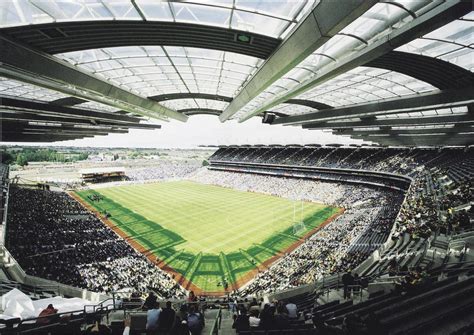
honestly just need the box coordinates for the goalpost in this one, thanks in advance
[292,200,306,235]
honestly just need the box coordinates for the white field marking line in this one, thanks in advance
[106,187,299,235]
[99,185,329,251]
[102,182,318,216]
[115,200,318,249]
[120,184,320,223]
[104,191,321,252]
[117,186,312,226]
[103,187,255,218]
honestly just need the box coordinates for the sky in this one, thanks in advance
[3,115,366,148]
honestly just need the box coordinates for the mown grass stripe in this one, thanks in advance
[75,181,340,293]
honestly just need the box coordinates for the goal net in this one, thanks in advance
[292,221,306,235]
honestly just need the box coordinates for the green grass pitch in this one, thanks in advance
[75,180,341,294]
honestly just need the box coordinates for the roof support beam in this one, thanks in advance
[1,133,91,142]
[0,96,143,123]
[238,0,471,122]
[0,36,188,122]
[357,134,474,147]
[2,129,110,136]
[150,93,232,103]
[219,0,378,122]
[179,108,222,116]
[0,111,161,129]
[303,115,474,130]
[285,99,332,110]
[2,21,279,59]
[335,126,474,136]
[1,121,129,134]
[49,97,88,106]
[273,87,474,125]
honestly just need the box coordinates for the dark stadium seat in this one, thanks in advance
[130,313,147,333]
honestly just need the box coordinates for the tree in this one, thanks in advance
[1,151,14,164]
[77,153,89,161]
[16,154,28,166]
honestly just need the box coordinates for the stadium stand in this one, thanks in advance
[0,145,472,334]
[127,161,202,182]
[1,0,474,333]
[5,186,186,299]
[0,163,9,226]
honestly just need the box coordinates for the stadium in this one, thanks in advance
[0,1,473,335]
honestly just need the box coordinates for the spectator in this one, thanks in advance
[259,304,274,330]
[248,309,261,329]
[273,305,290,330]
[187,305,204,335]
[158,301,176,334]
[36,304,59,326]
[85,315,112,335]
[285,300,298,320]
[173,305,190,335]
[342,271,354,300]
[146,301,161,334]
[188,291,197,303]
[143,292,157,310]
[232,306,250,332]
[249,297,260,313]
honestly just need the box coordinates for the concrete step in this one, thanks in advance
[202,309,236,335]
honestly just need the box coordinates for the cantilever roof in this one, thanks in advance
[0,0,315,38]
[0,0,472,146]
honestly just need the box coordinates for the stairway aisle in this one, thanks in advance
[201,309,235,335]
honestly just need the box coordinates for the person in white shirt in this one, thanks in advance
[248,309,261,328]
[285,300,298,320]
[146,302,161,333]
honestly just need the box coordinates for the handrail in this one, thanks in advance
[209,308,222,335]
[449,240,467,250]
[0,294,117,334]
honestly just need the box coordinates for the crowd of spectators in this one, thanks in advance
[127,161,201,182]
[1,163,9,224]
[6,186,187,299]
[207,146,473,295]
[237,191,402,295]
[211,146,472,180]
[5,145,472,301]
[393,172,472,240]
[189,169,384,209]
[231,298,300,332]
[6,168,404,299]
[440,181,472,210]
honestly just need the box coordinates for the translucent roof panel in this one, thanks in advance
[161,99,198,110]
[266,67,436,115]
[396,14,474,71]
[160,98,229,112]
[232,0,446,120]
[56,46,263,98]
[271,103,315,116]
[0,77,70,101]
[391,125,456,130]
[374,107,468,120]
[77,101,122,113]
[0,0,317,38]
[0,77,126,114]
[194,99,229,110]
